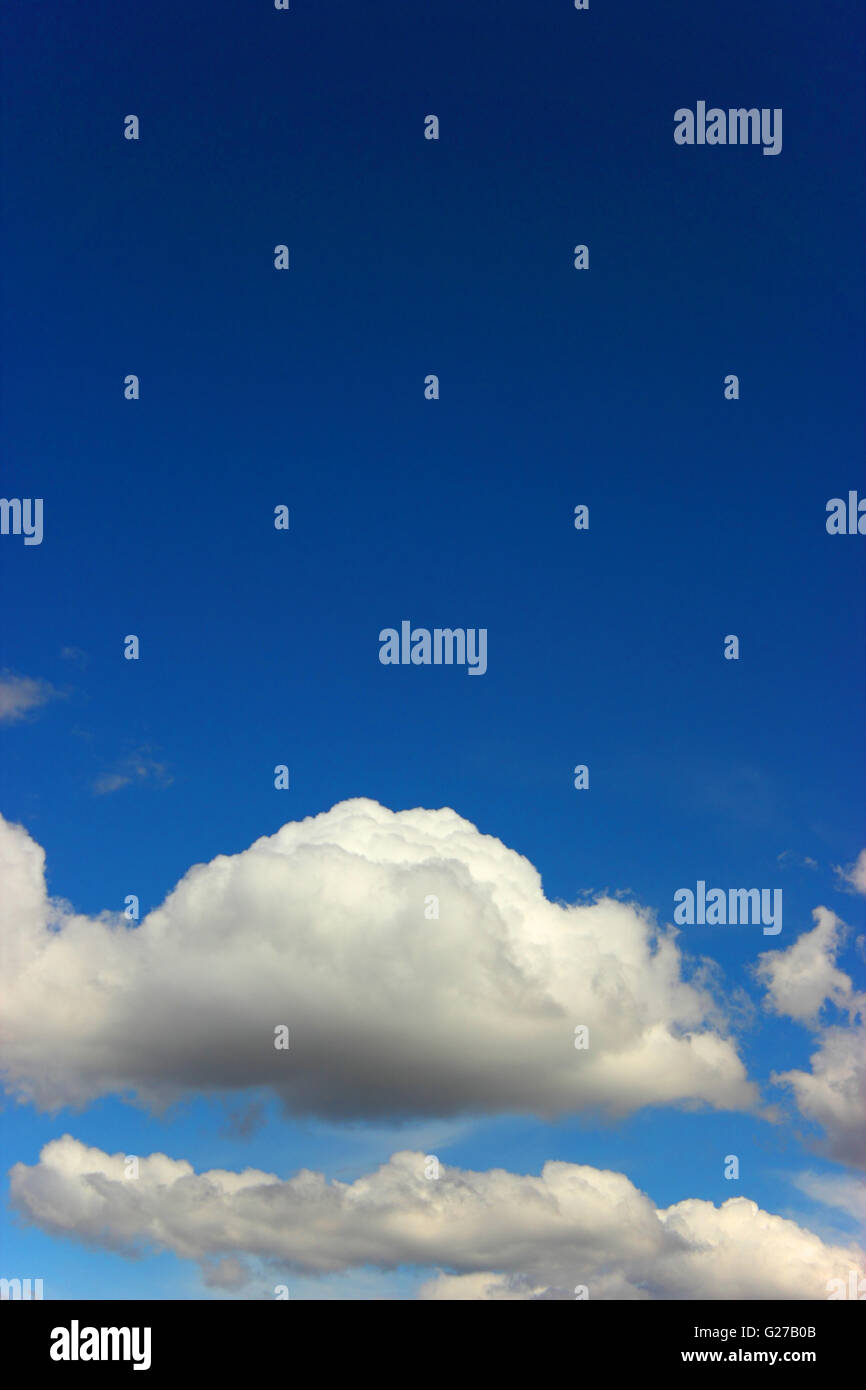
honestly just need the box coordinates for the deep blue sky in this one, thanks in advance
[1,0,864,1298]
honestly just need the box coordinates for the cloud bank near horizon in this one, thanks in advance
[9,1136,863,1301]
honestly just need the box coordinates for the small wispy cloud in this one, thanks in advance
[791,1171,866,1223]
[0,671,57,724]
[92,749,172,796]
[777,850,818,870]
[59,646,88,668]
[219,1099,268,1141]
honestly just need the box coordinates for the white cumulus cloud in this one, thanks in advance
[835,849,866,896]
[755,908,858,1024]
[8,1137,863,1301]
[774,1024,866,1170]
[0,799,758,1120]
[756,910,866,1169]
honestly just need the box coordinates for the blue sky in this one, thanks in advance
[1,0,864,1300]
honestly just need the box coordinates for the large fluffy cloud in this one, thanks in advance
[0,799,757,1119]
[756,910,866,1169]
[9,1137,863,1301]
